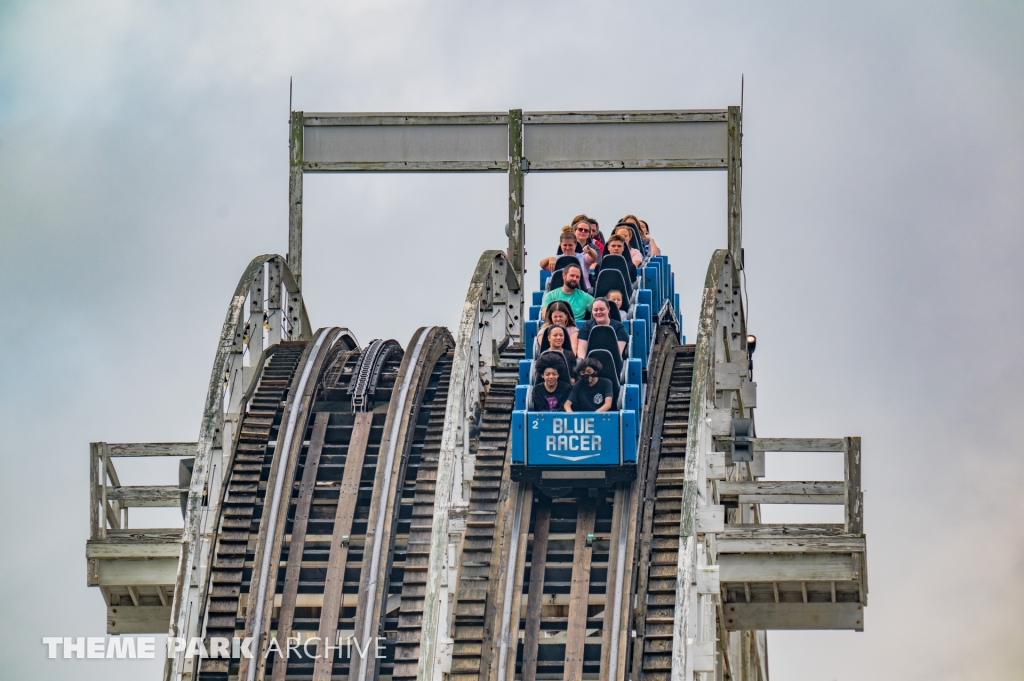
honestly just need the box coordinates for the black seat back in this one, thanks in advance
[601,253,636,289]
[607,301,622,322]
[584,348,621,406]
[593,270,630,312]
[534,350,572,386]
[587,324,623,373]
[537,325,572,354]
[554,254,579,272]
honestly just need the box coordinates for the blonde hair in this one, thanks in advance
[571,214,592,227]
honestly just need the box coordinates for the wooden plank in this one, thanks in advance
[87,541,182,560]
[564,499,597,681]
[288,110,303,286]
[722,603,864,631]
[492,483,533,681]
[303,112,509,126]
[600,484,633,681]
[312,411,374,681]
[716,535,866,555]
[103,442,197,457]
[107,605,172,634]
[719,524,845,538]
[524,110,728,124]
[845,437,863,533]
[106,485,181,507]
[716,437,845,452]
[719,554,859,583]
[96,558,179,586]
[520,498,550,681]
[271,412,329,681]
[90,443,100,539]
[718,481,845,505]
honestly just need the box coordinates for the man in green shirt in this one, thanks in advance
[541,262,594,321]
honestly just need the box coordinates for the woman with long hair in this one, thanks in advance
[539,324,577,380]
[540,300,579,353]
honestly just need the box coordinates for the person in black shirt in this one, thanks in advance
[565,358,614,412]
[576,298,629,359]
[530,357,572,411]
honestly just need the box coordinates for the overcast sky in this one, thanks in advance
[2,2,1022,679]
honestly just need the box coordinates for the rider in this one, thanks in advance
[565,358,614,412]
[541,262,594,322]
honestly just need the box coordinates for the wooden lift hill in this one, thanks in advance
[86,107,867,681]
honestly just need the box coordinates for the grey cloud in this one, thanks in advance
[1,1,1022,679]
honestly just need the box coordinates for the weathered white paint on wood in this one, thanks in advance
[722,603,864,631]
[719,554,858,583]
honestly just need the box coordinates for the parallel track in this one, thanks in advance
[200,342,307,679]
[630,341,696,681]
[449,343,525,681]
[391,349,455,680]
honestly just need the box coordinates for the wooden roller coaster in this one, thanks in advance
[85,107,866,681]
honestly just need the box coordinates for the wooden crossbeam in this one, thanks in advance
[719,554,859,582]
[105,485,181,507]
[717,481,845,505]
[100,442,198,457]
[716,535,866,555]
[722,603,864,631]
[715,437,844,452]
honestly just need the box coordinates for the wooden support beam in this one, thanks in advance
[312,411,373,681]
[95,558,179,587]
[102,442,198,457]
[107,605,172,634]
[717,481,845,505]
[844,437,863,533]
[716,534,866,555]
[105,485,181,507]
[722,603,864,631]
[564,499,597,681]
[719,554,859,583]
[271,412,329,681]
[715,437,845,452]
[521,498,550,681]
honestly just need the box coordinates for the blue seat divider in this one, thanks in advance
[631,316,649,365]
[519,360,532,385]
[533,291,544,306]
[540,270,551,290]
[529,305,541,321]
[524,321,538,360]
[515,385,528,411]
[644,267,661,311]
[627,358,642,386]
[630,307,647,348]
[637,289,652,310]
[625,321,644,366]
[675,293,680,317]
[622,410,638,462]
[511,411,526,464]
[624,384,641,413]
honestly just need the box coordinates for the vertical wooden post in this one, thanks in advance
[288,111,304,289]
[844,437,863,534]
[89,443,100,540]
[727,106,742,268]
[508,109,525,312]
